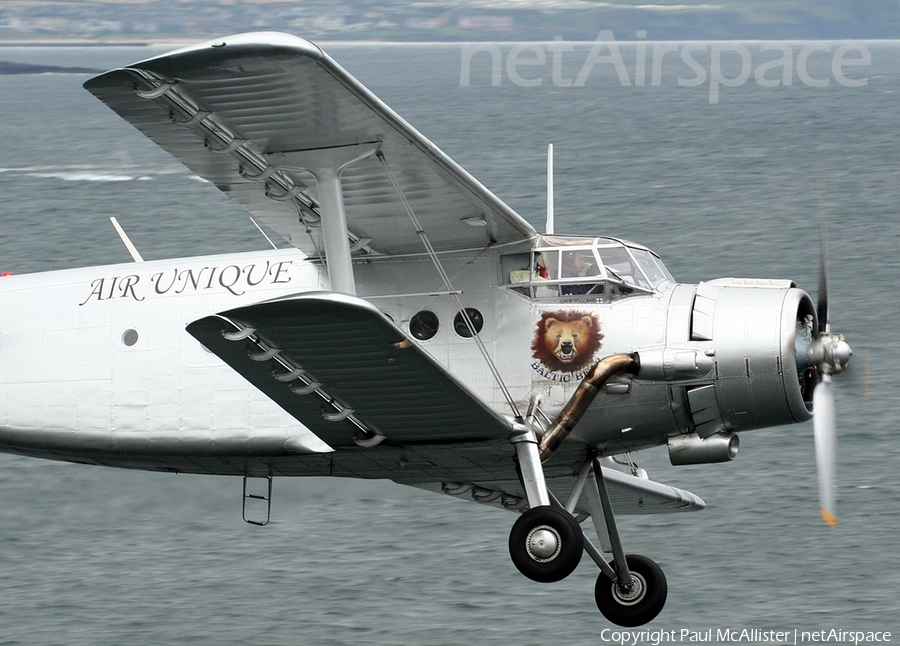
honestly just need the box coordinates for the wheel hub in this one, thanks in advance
[525,525,561,562]
[611,571,648,606]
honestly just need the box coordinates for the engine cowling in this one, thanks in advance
[638,279,815,440]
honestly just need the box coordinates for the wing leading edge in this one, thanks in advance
[84,32,536,258]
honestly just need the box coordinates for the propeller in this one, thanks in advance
[808,237,852,528]
[813,373,837,527]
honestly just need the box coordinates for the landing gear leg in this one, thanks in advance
[585,457,667,626]
[507,426,667,624]
[508,426,583,582]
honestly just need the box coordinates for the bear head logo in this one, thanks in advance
[531,310,603,374]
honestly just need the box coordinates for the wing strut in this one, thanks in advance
[377,150,522,419]
[267,143,381,295]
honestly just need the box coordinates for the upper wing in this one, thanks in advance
[84,32,536,258]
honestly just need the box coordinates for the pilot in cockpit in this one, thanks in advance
[561,250,595,295]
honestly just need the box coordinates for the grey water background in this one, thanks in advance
[0,41,897,644]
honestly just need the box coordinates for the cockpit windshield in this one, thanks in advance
[503,235,674,300]
[629,248,674,289]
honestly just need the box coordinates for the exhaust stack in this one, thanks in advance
[538,354,636,462]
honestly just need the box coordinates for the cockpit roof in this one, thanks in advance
[534,234,656,254]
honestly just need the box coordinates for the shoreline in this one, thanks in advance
[2,36,900,48]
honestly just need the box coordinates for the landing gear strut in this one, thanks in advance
[508,424,584,582]
[511,424,667,626]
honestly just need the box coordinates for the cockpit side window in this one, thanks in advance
[538,250,559,280]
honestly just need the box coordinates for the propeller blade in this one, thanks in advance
[817,231,829,334]
[812,374,837,528]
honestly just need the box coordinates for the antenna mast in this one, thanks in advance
[110,217,144,263]
[546,144,554,235]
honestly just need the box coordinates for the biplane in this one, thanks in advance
[0,33,851,626]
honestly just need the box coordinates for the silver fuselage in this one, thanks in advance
[0,238,813,476]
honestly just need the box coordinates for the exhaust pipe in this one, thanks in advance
[538,354,636,462]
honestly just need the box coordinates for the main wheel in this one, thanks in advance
[508,506,583,583]
[594,554,667,627]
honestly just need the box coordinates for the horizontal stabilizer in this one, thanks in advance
[187,292,511,447]
[599,466,705,514]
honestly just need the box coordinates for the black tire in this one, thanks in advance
[594,554,667,627]
[508,506,584,583]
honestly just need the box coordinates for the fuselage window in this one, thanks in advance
[409,310,439,341]
[453,308,484,338]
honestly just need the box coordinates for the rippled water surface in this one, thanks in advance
[0,42,897,645]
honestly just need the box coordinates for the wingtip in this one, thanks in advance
[820,507,838,528]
